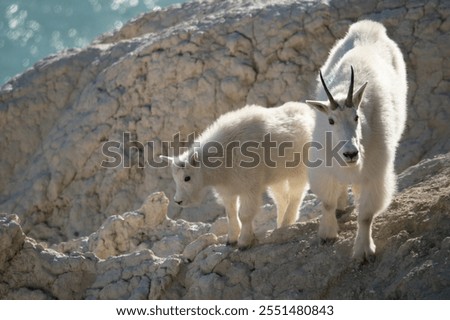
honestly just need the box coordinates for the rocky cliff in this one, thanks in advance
[0,0,449,299]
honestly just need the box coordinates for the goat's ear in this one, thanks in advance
[305,100,329,114]
[159,155,174,163]
[353,82,368,109]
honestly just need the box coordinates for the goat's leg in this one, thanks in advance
[281,172,308,227]
[319,199,339,242]
[353,169,395,261]
[237,191,262,249]
[310,172,340,241]
[337,184,348,211]
[221,194,240,245]
[269,180,290,228]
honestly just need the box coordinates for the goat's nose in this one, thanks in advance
[175,200,183,205]
[343,150,359,161]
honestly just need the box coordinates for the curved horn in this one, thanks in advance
[345,66,354,107]
[319,70,338,110]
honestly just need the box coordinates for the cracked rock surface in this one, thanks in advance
[0,0,449,299]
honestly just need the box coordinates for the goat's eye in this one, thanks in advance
[355,115,359,122]
[184,176,191,182]
[329,118,335,125]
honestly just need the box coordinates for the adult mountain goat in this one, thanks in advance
[305,20,407,261]
[161,103,314,249]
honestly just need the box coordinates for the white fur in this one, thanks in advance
[305,20,407,261]
[162,102,314,248]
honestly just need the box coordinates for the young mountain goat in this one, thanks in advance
[161,102,314,249]
[305,20,407,261]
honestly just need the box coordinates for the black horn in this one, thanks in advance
[319,70,338,110]
[345,66,354,107]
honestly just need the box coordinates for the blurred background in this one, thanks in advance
[0,0,186,85]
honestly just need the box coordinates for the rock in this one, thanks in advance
[0,233,98,299]
[0,0,449,300]
[53,192,211,259]
[182,233,218,261]
[137,191,169,228]
[0,214,25,271]
[397,153,449,191]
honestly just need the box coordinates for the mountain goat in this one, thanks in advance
[161,102,314,248]
[305,20,407,261]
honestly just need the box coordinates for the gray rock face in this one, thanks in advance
[0,0,449,299]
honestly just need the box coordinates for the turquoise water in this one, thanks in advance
[0,0,187,85]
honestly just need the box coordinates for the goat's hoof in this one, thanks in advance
[318,223,338,241]
[237,238,256,250]
[237,241,254,251]
[226,240,237,247]
[226,234,239,246]
[353,254,376,266]
[365,253,376,263]
[320,237,337,245]
[352,247,376,263]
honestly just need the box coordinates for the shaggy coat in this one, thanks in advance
[306,20,407,260]
[162,102,314,248]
